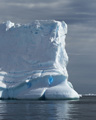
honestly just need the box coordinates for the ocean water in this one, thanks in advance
[0,96,96,120]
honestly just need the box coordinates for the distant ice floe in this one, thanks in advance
[83,94,96,96]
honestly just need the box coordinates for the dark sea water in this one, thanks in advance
[0,96,96,120]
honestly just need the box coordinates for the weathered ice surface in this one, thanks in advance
[0,20,79,99]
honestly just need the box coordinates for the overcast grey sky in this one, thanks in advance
[0,0,96,94]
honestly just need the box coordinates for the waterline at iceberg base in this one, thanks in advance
[0,20,80,100]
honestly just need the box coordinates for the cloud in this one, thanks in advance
[0,0,70,9]
[0,0,71,23]
[7,1,69,9]
[0,0,95,25]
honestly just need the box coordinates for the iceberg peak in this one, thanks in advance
[6,21,15,31]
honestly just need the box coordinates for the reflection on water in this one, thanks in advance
[0,99,78,120]
[0,97,96,120]
[55,101,74,119]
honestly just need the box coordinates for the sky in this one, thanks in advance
[0,0,96,94]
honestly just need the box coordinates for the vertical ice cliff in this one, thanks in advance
[0,20,79,99]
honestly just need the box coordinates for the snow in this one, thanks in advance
[0,20,80,99]
[6,21,15,31]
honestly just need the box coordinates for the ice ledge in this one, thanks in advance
[5,20,67,33]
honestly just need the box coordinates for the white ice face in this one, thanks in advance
[6,21,15,31]
[0,20,79,99]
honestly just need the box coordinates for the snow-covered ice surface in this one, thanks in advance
[0,20,80,99]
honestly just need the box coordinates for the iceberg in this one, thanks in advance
[0,20,80,99]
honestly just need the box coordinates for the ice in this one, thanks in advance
[0,20,80,99]
[6,21,15,31]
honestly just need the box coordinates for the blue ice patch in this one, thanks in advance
[48,76,53,85]
[27,82,32,88]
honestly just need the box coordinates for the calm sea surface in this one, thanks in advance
[0,96,96,120]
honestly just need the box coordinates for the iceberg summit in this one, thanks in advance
[0,20,79,99]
